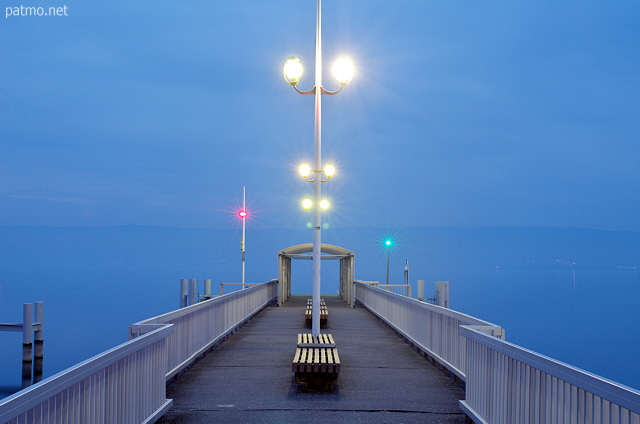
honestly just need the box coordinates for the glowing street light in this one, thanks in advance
[301,198,330,211]
[283,57,304,86]
[384,238,394,285]
[298,163,336,182]
[283,0,353,337]
[239,187,248,289]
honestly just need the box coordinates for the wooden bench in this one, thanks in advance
[292,333,340,389]
[305,298,328,328]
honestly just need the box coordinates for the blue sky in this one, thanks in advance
[2,1,639,232]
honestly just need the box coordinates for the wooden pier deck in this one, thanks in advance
[160,295,467,424]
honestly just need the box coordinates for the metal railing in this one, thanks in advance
[0,280,278,423]
[355,281,640,423]
[130,279,278,380]
[459,325,640,424]
[0,324,173,424]
[354,281,503,381]
[378,284,412,297]
[219,282,261,295]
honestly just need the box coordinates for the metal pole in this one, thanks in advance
[385,249,390,285]
[404,258,409,296]
[311,0,323,338]
[33,302,44,383]
[241,186,246,290]
[22,303,33,388]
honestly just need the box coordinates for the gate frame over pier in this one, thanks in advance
[277,244,354,306]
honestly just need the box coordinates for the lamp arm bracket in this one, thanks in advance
[321,85,345,95]
[292,84,316,95]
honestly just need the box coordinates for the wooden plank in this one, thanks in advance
[311,348,320,372]
[297,343,336,348]
[332,348,341,373]
[292,348,302,372]
[321,347,327,373]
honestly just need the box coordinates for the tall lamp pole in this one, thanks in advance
[283,0,353,337]
[239,186,247,290]
[385,239,393,285]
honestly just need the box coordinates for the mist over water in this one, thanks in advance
[1,226,639,398]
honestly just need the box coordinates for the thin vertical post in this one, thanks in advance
[385,249,390,285]
[22,303,33,388]
[311,0,323,338]
[180,279,188,307]
[241,186,246,290]
[33,302,44,383]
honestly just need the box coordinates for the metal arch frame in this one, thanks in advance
[277,243,355,307]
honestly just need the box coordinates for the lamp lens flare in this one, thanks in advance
[299,163,311,178]
[323,164,335,178]
[283,57,303,85]
[238,210,248,219]
[302,198,313,210]
[332,58,354,86]
[319,199,330,210]
[385,239,393,247]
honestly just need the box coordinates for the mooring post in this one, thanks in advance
[180,279,188,308]
[189,279,197,306]
[204,279,212,300]
[33,302,44,383]
[417,280,425,300]
[436,281,450,308]
[22,303,33,388]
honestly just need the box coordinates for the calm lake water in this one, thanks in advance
[1,266,639,398]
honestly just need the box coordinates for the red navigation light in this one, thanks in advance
[238,210,248,219]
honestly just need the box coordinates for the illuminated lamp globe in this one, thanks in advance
[319,199,330,210]
[323,164,335,178]
[299,163,311,178]
[332,58,354,86]
[302,198,313,210]
[283,57,304,86]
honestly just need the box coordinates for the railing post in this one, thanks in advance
[22,303,33,388]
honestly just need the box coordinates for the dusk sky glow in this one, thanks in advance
[2,1,639,232]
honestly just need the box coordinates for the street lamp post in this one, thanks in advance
[239,186,247,290]
[383,238,394,285]
[283,0,353,337]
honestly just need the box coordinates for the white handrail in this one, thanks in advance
[355,281,503,380]
[0,280,278,423]
[459,325,640,423]
[0,325,173,424]
[130,280,278,380]
[354,281,640,423]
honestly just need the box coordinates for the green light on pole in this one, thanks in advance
[384,238,394,285]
